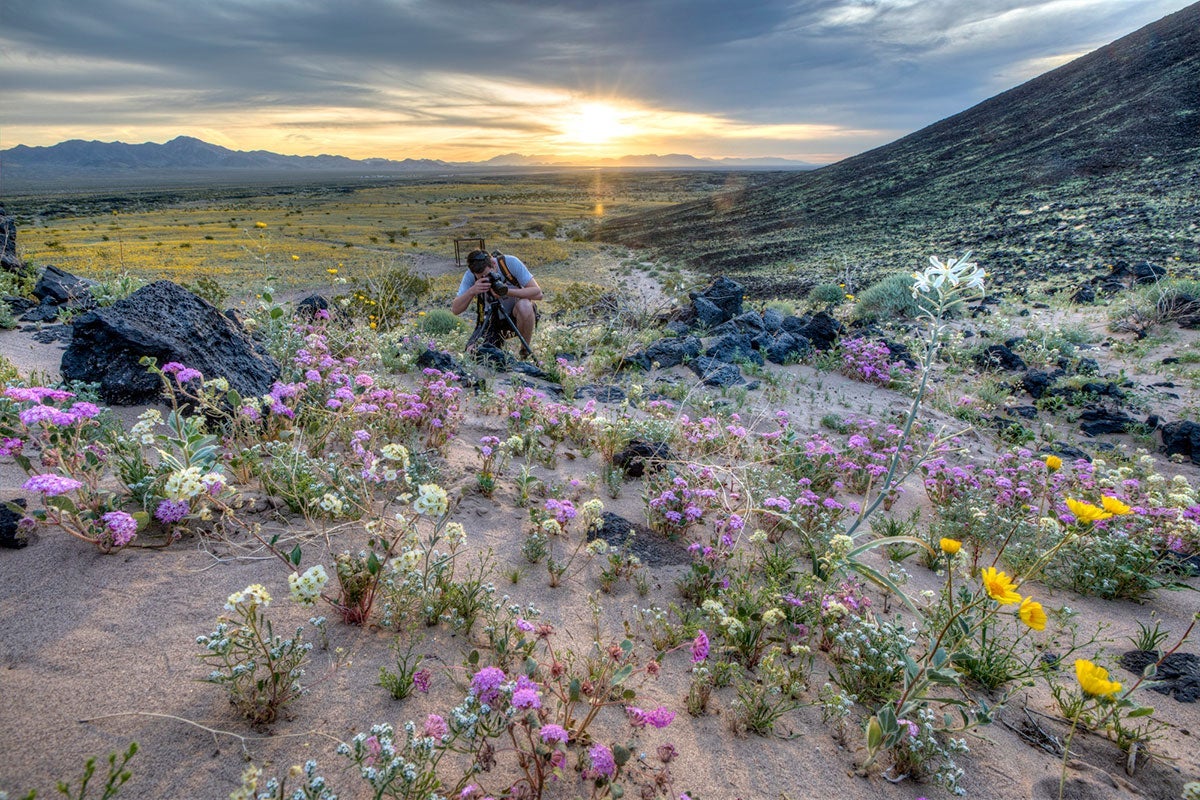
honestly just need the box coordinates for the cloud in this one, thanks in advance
[0,0,1191,161]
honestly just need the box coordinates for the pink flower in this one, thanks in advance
[422,714,449,739]
[23,474,83,496]
[691,630,709,663]
[102,511,138,547]
[470,666,506,705]
[587,743,616,780]
[540,724,568,744]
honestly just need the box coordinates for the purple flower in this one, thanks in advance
[691,630,709,663]
[422,713,449,739]
[413,669,431,693]
[0,437,23,457]
[646,706,675,729]
[515,618,535,632]
[19,405,76,427]
[512,687,541,709]
[470,666,506,705]
[102,511,138,547]
[69,402,101,419]
[587,743,616,780]
[160,362,185,374]
[154,499,190,524]
[540,724,568,744]
[175,368,203,384]
[23,474,83,496]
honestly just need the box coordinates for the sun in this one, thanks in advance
[559,102,631,146]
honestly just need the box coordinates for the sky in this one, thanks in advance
[0,0,1192,165]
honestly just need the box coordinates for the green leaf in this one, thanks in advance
[367,552,381,575]
[569,678,581,702]
[290,545,303,566]
[1127,706,1154,718]
[467,650,480,666]
[613,744,631,766]
[611,664,633,686]
[46,495,78,515]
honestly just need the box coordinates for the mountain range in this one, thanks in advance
[598,1,1200,296]
[0,136,814,178]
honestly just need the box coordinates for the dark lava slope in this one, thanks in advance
[597,3,1200,298]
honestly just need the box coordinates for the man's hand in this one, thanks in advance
[468,273,493,297]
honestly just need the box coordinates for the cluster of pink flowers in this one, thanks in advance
[161,362,203,384]
[646,464,720,537]
[101,511,138,547]
[625,705,675,729]
[840,337,914,386]
[23,474,83,496]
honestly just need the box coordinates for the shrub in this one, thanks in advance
[807,282,845,305]
[418,308,464,336]
[852,273,948,322]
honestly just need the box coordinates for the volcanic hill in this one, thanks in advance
[597,2,1200,298]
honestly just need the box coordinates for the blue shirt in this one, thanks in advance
[456,254,532,296]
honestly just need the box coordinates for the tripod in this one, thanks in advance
[466,293,537,362]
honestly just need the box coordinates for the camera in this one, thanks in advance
[486,271,509,297]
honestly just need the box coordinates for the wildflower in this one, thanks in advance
[470,666,506,705]
[511,685,541,709]
[1045,454,1063,472]
[154,499,190,524]
[981,566,1021,605]
[540,723,568,744]
[101,511,138,547]
[291,254,300,261]
[23,474,83,496]
[587,743,616,780]
[413,483,448,516]
[413,669,431,693]
[1100,495,1133,516]
[1074,659,1121,697]
[762,608,785,627]
[1065,498,1113,523]
[0,437,22,456]
[422,714,449,739]
[515,618,535,632]
[939,537,962,554]
[226,584,272,611]
[1018,596,1047,631]
[254,221,267,228]
[444,521,467,547]
[691,630,710,663]
[327,267,338,275]
[288,565,329,606]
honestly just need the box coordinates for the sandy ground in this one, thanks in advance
[1,317,1198,800]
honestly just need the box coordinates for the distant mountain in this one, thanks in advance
[0,136,813,177]
[598,2,1200,296]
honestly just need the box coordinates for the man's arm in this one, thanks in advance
[451,274,490,315]
[507,277,543,302]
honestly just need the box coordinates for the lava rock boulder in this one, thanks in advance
[61,281,281,405]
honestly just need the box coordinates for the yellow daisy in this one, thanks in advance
[940,538,962,554]
[1075,659,1121,697]
[1044,454,1062,471]
[1100,496,1133,516]
[1065,497,1113,523]
[981,567,1022,605]
[1018,596,1047,631]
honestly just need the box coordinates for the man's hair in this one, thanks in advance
[467,249,491,272]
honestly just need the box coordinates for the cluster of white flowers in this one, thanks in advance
[380,443,410,466]
[413,483,448,516]
[288,565,329,606]
[586,539,609,556]
[389,548,421,574]
[444,521,467,548]
[164,466,224,500]
[225,583,272,612]
[911,252,985,299]
[204,377,230,393]
[762,608,785,627]
[580,498,605,531]
[319,492,345,515]
[130,409,163,446]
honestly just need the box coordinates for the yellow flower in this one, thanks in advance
[327,268,338,275]
[1018,596,1047,631]
[291,254,300,261]
[1075,659,1121,697]
[1065,497,1113,523]
[254,221,267,229]
[417,311,426,316]
[981,566,1021,605]
[1044,455,1062,471]
[940,537,962,554]
[1100,496,1132,516]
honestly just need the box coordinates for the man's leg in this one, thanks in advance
[511,299,536,349]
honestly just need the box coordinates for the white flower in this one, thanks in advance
[288,565,329,605]
[413,483,448,517]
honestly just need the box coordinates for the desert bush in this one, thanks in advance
[417,308,463,336]
[852,272,949,322]
[338,264,431,331]
[807,282,845,305]
[90,271,148,306]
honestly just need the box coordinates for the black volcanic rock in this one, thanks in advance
[1161,420,1200,464]
[0,206,25,275]
[60,281,280,405]
[974,344,1027,372]
[33,265,95,306]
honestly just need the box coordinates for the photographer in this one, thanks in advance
[451,249,543,355]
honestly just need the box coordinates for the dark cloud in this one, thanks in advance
[0,0,1190,157]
